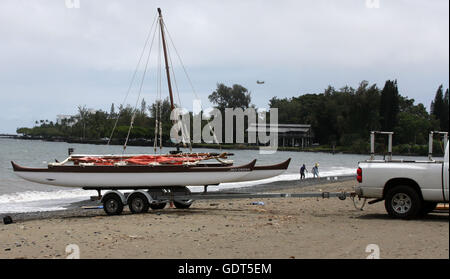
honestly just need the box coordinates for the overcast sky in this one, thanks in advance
[0,0,448,133]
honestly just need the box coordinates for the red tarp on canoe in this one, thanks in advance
[74,155,208,166]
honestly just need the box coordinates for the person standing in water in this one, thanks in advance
[300,164,308,180]
[312,163,320,178]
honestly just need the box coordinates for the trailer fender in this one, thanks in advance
[101,190,127,205]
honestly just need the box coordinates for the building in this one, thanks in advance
[56,114,76,126]
[56,109,97,126]
[247,123,313,148]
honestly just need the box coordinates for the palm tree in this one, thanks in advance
[78,105,89,139]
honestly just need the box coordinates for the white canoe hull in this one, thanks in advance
[13,170,255,188]
[11,158,291,188]
[228,169,286,183]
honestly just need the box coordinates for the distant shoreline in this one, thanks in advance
[1,136,437,157]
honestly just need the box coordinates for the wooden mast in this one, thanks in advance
[157,8,175,111]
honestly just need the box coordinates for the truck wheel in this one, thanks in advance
[385,185,422,219]
[150,202,167,210]
[128,193,150,214]
[103,194,124,216]
[419,201,437,216]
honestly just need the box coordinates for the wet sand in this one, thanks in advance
[0,177,448,259]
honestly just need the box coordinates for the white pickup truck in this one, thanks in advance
[355,132,449,219]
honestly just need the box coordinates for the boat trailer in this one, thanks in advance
[82,186,361,216]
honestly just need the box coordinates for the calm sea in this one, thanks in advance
[0,138,430,213]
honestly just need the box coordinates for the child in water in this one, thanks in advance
[312,163,319,178]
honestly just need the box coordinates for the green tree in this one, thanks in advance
[379,80,400,131]
[432,85,449,132]
[208,83,251,110]
[109,103,116,118]
[150,98,172,123]
[443,89,449,131]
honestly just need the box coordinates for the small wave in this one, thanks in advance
[0,203,67,213]
[0,189,98,204]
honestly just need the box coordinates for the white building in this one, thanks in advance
[56,109,97,126]
[247,123,313,148]
[56,114,76,126]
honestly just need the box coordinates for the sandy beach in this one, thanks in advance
[0,177,448,259]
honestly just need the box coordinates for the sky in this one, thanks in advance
[0,0,448,134]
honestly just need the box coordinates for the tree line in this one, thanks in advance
[16,80,449,154]
[269,80,448,154]
[17,99,173,143]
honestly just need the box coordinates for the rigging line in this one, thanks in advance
[154,26,161,153]
[165,33,191,148]
[163,22,199,100]
[167,39,181,109]
[123,16,159,153]
[107,13,158,145]
[158,25,163,153]
[162,21,188,149]
[164,22,220,148]
[159,95,162,153]
[153,102,159,153]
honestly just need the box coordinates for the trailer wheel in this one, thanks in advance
[173,187,193,209]
[385,185,422,219]
[103,194,124,216]
[173,200,193,209]
[128,193,150,214]
[150,202,167,210]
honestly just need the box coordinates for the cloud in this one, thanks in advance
[0,0,448,133]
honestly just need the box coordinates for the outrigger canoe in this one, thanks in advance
[11,158,291,188]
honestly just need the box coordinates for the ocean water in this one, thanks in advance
[0,138,430,213]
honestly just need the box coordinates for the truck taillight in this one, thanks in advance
[357,167,362,183]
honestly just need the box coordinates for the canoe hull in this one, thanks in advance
[13,170,253,187]
[11,158,291,188]
[227,158,291,182]
[11,160,256,188]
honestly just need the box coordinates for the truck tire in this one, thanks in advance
[385,185,422,219]
[419,201,437,216]
[128,193,150,214]
[103,194,124,216]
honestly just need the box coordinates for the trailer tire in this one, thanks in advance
[173,200,193,209]
[128,193,150,214]
[384,185,422,219]
[150,202,167,210]
[103,194,124,216]
[172,187,193,209]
